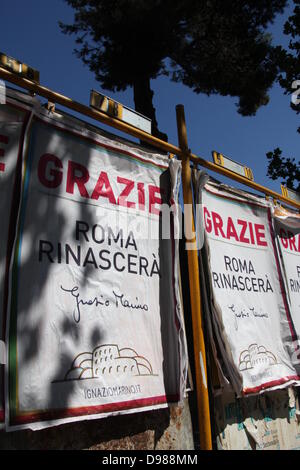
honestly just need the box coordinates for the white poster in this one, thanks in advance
[0,91,35,426]
[200,183,299,395]
[6,108,186,430]
[273,206,300,357]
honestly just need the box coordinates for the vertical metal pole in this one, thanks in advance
[176,104,212,450]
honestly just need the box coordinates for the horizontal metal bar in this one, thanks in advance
[189,152,300,210]
[1,66,299,211]
[0,67,179,154]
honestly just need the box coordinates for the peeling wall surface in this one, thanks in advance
[0,398,194,450]
[214,387,300,450]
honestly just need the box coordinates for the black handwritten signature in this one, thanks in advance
[60,285,148,323]
[228,304,269,331]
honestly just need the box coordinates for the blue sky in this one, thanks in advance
[0,0,299,194]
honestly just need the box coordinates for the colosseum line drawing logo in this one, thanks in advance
[238,343,278,371]
[63,344,156,381]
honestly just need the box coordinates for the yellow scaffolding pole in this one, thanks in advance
[176,105,212,450]
[0,67,299,211]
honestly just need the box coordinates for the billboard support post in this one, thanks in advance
[176,104,212,450]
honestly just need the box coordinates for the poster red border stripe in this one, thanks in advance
[11,394,179,426]
[243,375,300,395]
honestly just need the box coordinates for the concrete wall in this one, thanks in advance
[0,398,194,450]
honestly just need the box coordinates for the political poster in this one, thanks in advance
[0,89,35,426]
[6,106,186,430]
[273,206,300,360]
[199,182,300,395]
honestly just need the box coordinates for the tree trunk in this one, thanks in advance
[133,76,168,143]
